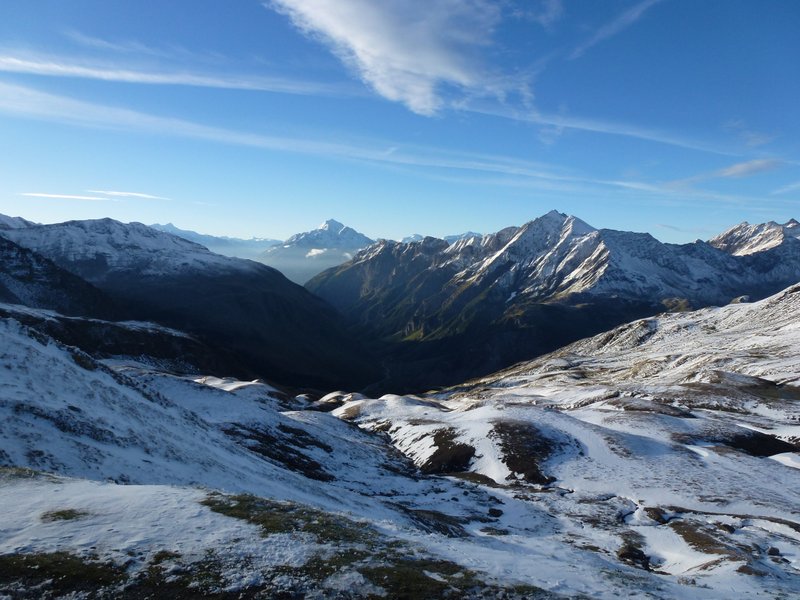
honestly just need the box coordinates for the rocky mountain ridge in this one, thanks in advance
[709,218,800,256]
[308,210,800,391]
[0,217,377,390]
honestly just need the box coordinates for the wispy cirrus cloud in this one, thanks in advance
[0,81,568,182]
[0,54,354,97]
[20,192,109,201]
[465,102,739,156]
[771,181,800,195]
[0,81,782,210]
[714,158,783,178]
[569,0,664,60]
[0,50,750,158]
[20,189,168,202]
[511,0,565,28]
[723,119,775,148]
[670,158,784,187]
[64,30,172,58]
[86,190,170,200]
[266,0,504,115]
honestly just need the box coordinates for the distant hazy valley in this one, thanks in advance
[1,211,799,599]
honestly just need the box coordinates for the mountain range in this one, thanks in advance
[3,210,799,395]
[402,231,482,244]
[0,218,377,390]
[149,222,280,259]
[0,234,798,598]
[308,210,800,391]
[0,210,799,598]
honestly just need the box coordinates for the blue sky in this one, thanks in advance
[0,0,798,242]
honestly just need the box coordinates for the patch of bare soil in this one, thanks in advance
[489,420,559,485]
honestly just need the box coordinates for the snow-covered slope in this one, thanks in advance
[444,231,482,243]
[0,314,631,598]
[4,288,800,597]
[259,219,375,284]
[401,231,482,244]
[2,282,800,597]
[331,283,800,596]
[150,222,280,259]
[401,233,424,243]
[710,218,800,255]
[0,213,34,230]
[2,218,258,280]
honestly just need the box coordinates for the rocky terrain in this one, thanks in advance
[0,212,798,598]
[0,282,798,598]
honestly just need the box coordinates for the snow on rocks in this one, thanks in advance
[3,282,800,598]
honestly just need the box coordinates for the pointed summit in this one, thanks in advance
[261,220,374,283]
[283,220,373,248]
[319,219,345,232]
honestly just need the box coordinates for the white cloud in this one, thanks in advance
[0,82,779,210]
[570,0,664,59]
[267,0,502,115]
[20,192,108,201]
[466,103,739,156]
[0,54,352,97]
[722,119,775,148]
[715,158,782,178]
[87,190,170,200]
[772,181,800,195]
[64,30,171,58]
[669,158,783,188]
[513,0,564,28]
[0,81,567,182]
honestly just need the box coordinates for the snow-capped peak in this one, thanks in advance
[709,218,800,256]
[318,218,346,232]
[283,220,373,249]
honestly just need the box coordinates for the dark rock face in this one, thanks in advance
[0,237,118,319]
[2,219,378,391]
[0,305,246,379]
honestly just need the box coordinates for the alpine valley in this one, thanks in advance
[0,211,799,599]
